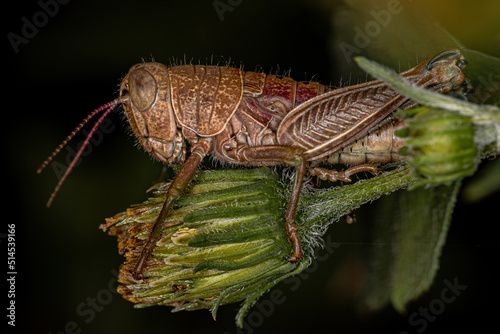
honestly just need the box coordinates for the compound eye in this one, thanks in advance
[129,68,157,112]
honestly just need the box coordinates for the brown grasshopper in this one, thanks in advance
[38,48,467,279]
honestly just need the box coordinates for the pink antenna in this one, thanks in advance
[38,98,123,207]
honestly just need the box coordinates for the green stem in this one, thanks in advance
[299,165,417,243]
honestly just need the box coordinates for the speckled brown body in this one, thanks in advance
[117,48,468,277]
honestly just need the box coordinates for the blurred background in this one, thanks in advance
[5,0,499,333]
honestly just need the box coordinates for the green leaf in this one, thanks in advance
[364,180,461,312]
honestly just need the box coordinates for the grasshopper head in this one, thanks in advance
[425,48,467,87]
[120,62,185,165]
[405,47,467,93]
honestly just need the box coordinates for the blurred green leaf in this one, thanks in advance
[364,181,461,312]
[326,0,464,79]
[462,158,500,203]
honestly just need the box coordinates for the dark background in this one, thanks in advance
[5,0,500,333]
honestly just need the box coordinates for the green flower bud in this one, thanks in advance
[101,168,307,326]
[396,106,478,188]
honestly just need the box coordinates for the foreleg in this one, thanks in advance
[132,140,211,279]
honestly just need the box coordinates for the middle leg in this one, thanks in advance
[226,145,307,263]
